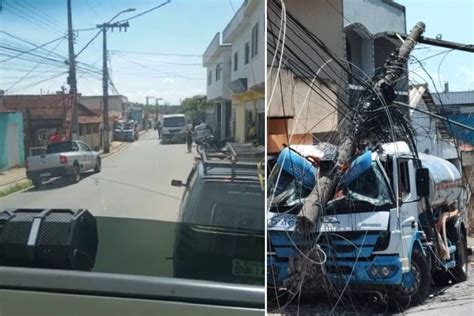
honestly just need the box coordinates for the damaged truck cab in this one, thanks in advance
[268,141,470,308]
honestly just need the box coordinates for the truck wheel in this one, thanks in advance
[70,164,81,183]
[390,248,431,310]
[32,178,42,188]
[451,233,468,283]
[94,158,102,173]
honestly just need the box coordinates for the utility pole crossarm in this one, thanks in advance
[381,32,474,53]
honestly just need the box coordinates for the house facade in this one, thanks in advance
[1,93,102,154]
[79,95,129,120]
[0,111,25,171]
[267,0,407,153]
[203,0,265,144]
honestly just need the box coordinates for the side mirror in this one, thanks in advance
[416,168,430,198]
[171,179,186,187]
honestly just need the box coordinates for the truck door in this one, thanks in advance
[395,158,419,272]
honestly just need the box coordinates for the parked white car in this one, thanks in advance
[26,141,101,187]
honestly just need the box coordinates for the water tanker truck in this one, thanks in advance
[268,141,470,309]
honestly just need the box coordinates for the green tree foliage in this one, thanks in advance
[180,95,210,121]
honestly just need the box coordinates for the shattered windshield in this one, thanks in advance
[345,162,392,206]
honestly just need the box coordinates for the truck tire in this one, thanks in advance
[390,247,431,311]
[70,164,81,184]
[94,157,102,173]
[451,233,468,283]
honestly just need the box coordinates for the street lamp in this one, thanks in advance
[109,8,136,23]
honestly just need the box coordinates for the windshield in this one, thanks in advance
[46,142,78,154]
[163,117,185,127]
[328,161,393,210]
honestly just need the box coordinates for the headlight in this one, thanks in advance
[367,265,398,278]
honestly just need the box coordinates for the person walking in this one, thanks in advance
[157,120,162,139]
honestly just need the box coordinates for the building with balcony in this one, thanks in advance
[203,0,264,144]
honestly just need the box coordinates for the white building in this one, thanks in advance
[203,0,265,144]
[203,33,232,140]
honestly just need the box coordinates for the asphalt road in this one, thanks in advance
[0,131,195,222]
[269,264,474,315]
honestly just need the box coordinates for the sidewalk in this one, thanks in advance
[0,167,27,189]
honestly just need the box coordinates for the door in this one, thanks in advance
[396,158,419,272]
[6,124,20,168]
[78,142,94,170]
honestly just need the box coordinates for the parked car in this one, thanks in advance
[171,143,265,285]
[25,140,101,187]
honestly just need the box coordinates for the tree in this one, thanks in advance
[180,95,210,123]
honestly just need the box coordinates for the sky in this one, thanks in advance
[1,0,473,105]
[396,0,474,92]
[0,0,243,104]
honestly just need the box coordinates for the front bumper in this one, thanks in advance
[163,133,186,142]
[27,165,75,180]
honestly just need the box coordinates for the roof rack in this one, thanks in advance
[200,142,264,177]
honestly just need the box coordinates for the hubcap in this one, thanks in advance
[398,262,421,295]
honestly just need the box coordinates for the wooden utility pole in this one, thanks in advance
[67,0,78,140]
[98,21,129,153]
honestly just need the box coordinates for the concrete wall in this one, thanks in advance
[343,0,406,34]
[0,112,25,170]
[267,68,340,134]
[205,49,232,101]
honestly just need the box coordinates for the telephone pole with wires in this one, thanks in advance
[97,18,131,153]
[67,0,78,140]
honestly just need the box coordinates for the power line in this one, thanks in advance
[110,49,202,58]
[116,0,171,23]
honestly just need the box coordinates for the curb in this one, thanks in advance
[100,141,130,160]
[0,179,33,200]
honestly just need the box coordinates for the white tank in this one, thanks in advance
[419,153,462,208]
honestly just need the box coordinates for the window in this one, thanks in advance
[251,22,259,58]
[215,63,221,81]
[79,142,91,152]
[233,52,238,72]
[398,160,411,199]
[244,42,250,64]
[208,70,212,85]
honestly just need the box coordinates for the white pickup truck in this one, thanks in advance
[26,140,101,187]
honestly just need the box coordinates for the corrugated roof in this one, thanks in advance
[433,91,474,105]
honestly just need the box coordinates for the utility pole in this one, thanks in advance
[98,20,130,153]
[299,22,426,228]
[67,0,78,140]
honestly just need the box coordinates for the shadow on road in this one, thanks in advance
[25,172,96,192]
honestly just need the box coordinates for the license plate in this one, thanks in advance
[232,259,264,278]
[39,172,51,177]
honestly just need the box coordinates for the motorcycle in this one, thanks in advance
[195,135,228,154]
